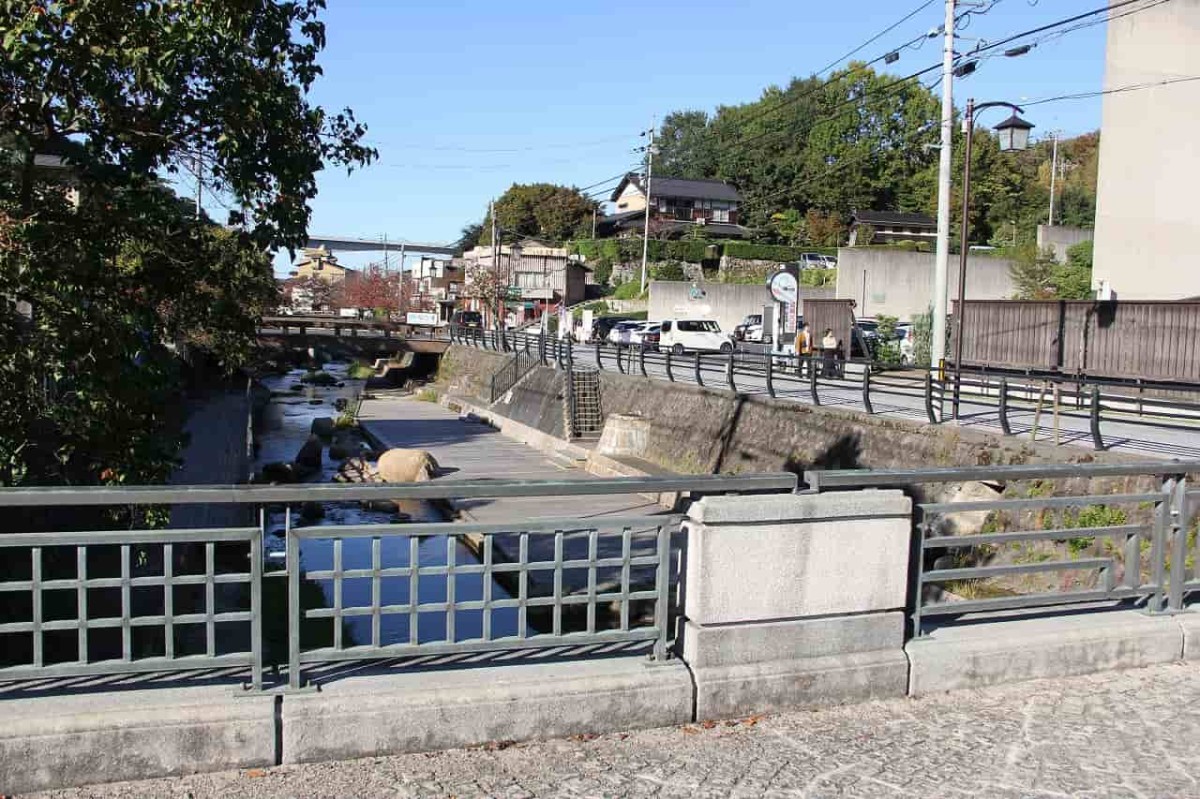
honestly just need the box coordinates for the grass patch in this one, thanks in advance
[347,362,377,380]
[415,388,439,403]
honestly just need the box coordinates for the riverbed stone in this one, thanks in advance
[294,435,324,476]
[377,449,439,483]
[334,457,379,483]
[299,501,325,522]
[258,461,297,484]
[311,417,335,439]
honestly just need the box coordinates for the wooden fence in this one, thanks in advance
[952,300,1200,382]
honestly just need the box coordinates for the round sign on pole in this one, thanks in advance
[768,271,798,305]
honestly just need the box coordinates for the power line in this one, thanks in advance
[1021,73,1200,107]
[811,0,940,77]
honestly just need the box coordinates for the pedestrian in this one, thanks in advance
[821,328,837,377]
[794,322,812,376]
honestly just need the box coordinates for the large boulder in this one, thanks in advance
[377,449,440,483]
[334,457,379,484]
[311,417,335,439]
[294,434,324,477]
[257,462,297,484]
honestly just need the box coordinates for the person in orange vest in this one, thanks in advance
[794,322,812,376]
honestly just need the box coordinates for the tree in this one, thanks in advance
[1009,245,1058,299]
[342,263,404,315]
[656,110,718,179]
[1049,240,1094,300]
[456,222,483,255]
[465,263,505,327]
[480,184,598,244]
[0,1,373,488]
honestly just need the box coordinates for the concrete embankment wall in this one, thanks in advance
[437,344,1139,478]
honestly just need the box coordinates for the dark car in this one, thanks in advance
[591,316,634,343]
[451,310,483,329]
[733,314,763,342]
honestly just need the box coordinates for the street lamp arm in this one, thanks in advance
[971,100,1025,116]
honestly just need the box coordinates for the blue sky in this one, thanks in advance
[244,0,1111,275]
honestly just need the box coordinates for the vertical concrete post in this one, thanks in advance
[681,491,912,720]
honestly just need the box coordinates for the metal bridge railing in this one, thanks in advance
[0,525,263,688]
[804,460,1200,631]
[286,513,678,689]
[0,473,796,690]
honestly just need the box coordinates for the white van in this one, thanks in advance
[659,319,732,354]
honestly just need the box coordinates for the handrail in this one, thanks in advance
[0,473,800,506]
[805,461,1200,491]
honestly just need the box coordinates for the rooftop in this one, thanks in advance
[851,210,937,228]
[611,173,742,203]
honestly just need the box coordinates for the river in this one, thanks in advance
[254,362,527,652]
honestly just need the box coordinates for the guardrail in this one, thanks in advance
[0,473,796,690]
[448,327,1200,452]
[804,460,1200,631]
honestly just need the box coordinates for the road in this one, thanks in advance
[30,660,1200,798]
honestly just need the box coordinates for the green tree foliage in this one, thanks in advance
[455,222,483,255]
[480,184,598,244]
[1008,240,1094,301]
[652,65,1099,245]
[0,1,372,487]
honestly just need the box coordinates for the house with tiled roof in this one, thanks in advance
[599,173,750,239]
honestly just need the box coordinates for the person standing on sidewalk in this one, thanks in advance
[794,322,812,376]
[821,327,838,377]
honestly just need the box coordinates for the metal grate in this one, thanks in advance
[286,514,677,689]
[569,366,603,439]
[0,527,262,687]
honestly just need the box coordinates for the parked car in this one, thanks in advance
[591,315,634,343]
[800,253,837,270]
[733,314,762,342]
[637,323,661,351]
[659,318,733,354]
[629,322,661,349]
[606,321,643,347]
[451,310,483,329]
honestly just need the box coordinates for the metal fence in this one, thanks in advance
[0,473,796,690]
[450,327,1200,452]
[805,460,1200,632]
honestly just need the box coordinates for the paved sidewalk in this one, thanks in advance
[31,662,1200,798]
[358,395,661,522]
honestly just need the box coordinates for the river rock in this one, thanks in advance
[299,501,325,522]
[258,461,297,484]
[311,417,335,439]
[294,435,324,476]
[377,448,440,483]
[334,457,379,483]
[329,440,358,461]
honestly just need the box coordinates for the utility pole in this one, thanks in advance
[931,0,956,382]
[639,121,656,295]
[591,206,597,240]
[491,200,501,329]
[1048,132,1059,226]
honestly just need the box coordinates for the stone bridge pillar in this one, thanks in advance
[681,490,912,720]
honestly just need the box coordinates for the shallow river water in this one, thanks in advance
[254,363,527,650]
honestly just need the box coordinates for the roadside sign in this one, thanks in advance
[405,311,438,326]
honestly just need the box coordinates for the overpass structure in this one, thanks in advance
[304,234,456,257]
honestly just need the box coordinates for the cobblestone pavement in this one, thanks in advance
[31,662,1200,798]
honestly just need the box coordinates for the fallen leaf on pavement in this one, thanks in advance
[245,768,268,778]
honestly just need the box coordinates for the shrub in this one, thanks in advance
[612,281,644,300]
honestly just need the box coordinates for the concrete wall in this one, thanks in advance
[835,247,1016,321]
[1093,0,1200,300]
[648,280,834,334]
[1037,224,1093,264]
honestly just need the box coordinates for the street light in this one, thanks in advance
[952,99,1033,419]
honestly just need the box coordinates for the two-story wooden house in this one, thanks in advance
[599,174,750,239]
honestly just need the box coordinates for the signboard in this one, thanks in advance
[405,311,438,326]
[506,286,522,300]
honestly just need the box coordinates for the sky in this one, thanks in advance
[237,0,1113,276]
